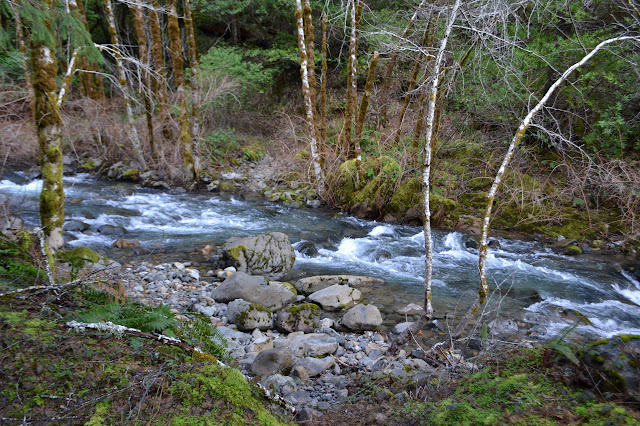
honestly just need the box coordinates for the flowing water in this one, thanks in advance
[2,171,640,340]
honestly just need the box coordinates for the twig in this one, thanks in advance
[34,227,55,287]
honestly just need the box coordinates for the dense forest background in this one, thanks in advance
[1,0,639,250]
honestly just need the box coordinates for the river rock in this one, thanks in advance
[227,299,273,331]
[282,333,339,357]
[294,275,385,295]
[111,238,140,249]
[63,221,90,232]
[307,285,362,311]
[392,322,413,334]
[396,303,424,316]
[210,272,297,311]
[341,304,383,331]
[222,232,295,279]
[291,357,336,378]
[488,318,518,337]
[250,347,293,378]
[297,241,319,257]
[275,303,321,333]
[582,335,640,392]
[97,224,127,235]
[261,374,297,395]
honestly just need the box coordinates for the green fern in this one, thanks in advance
[178,313,228,361]
[75,299,177,335]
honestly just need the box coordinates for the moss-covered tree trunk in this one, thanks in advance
[296,0,325,193]
[184,0,201,181]
[342,0,360,158]
[319,12,328,146]
[103,0,148,171]
[303,0,317,121]
[74,0,104,101]
[9,1,34,106]
[354,51,379,183]
[149,0,169,119]
[31,37,65,250]
[131,3,157,158]
[167,0,196,183]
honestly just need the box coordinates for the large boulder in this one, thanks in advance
[222,232,295,279]
[210,272,297,311]
[294,275,385,295]
[227,299,273,331]
[275,303,321,333]
[307,284,362,311]
[582,335,640,393]
[250,347,293,377]
[274,333,339,357]
[341,304,383,331]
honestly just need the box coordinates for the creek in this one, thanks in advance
[2,171,640,340]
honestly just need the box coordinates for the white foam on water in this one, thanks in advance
[63,173,94,183]
[613,284,640,306]
[368,225,395,237]
[622,270,640,289]
[442,232,464,251]
[0,179,42,193]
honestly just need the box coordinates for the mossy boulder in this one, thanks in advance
[227,299,273,331]
[275,303,321,333]
[582,335,640,393]
[222,232,295,280]
[564,245,583,256]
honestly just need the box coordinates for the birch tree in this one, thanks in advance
[388,0,462,356]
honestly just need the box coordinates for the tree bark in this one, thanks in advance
[131,3,157,158]
[303,0,318,121]
[103,0,148,171]
[184,0,201,181]
[149,0,169,117]
[296,0,325,193]
[167,0,196,182]
[8,1,34,107]
[319,12,328,146]
[343,0,361,158]
[354,51,379,180]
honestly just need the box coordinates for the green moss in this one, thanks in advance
[591,355,605,364]
[225,245,247,263]
[285,303,320,318]
[588,338,609,347]
[81,160,98,170]
[167,365,288,425]
[277,282,297,295]
[85,400,111,426]
[565,245,583,256]
[57,246,101,267]
[122,168,140,181]
[387,178,421,214]
[605,369,626,391]
[235,302,272,328]
[617,334,640,343]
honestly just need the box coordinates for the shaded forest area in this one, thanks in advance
[1,0,639,251]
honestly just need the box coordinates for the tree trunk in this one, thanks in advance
[31,42,65,251]
[296,0,325,193]
[354,51,379,182]
[103,0,148,171]
[388,0,462,356]
[303,0,317,121]
[149,0,169,117]
[184,0,201,181]
[131,3,157,158]
[319,12,328,146]
[9,1,34,106]
[167,0,196,182]
[75,0,104,100]
[343,0,360,158]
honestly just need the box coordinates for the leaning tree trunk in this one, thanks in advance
[296,0,325,193]
[103,0,148,171]
[167,0,196,183]
[388,0,461,356]
[477,35,640,305]
[184,0,201,181]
